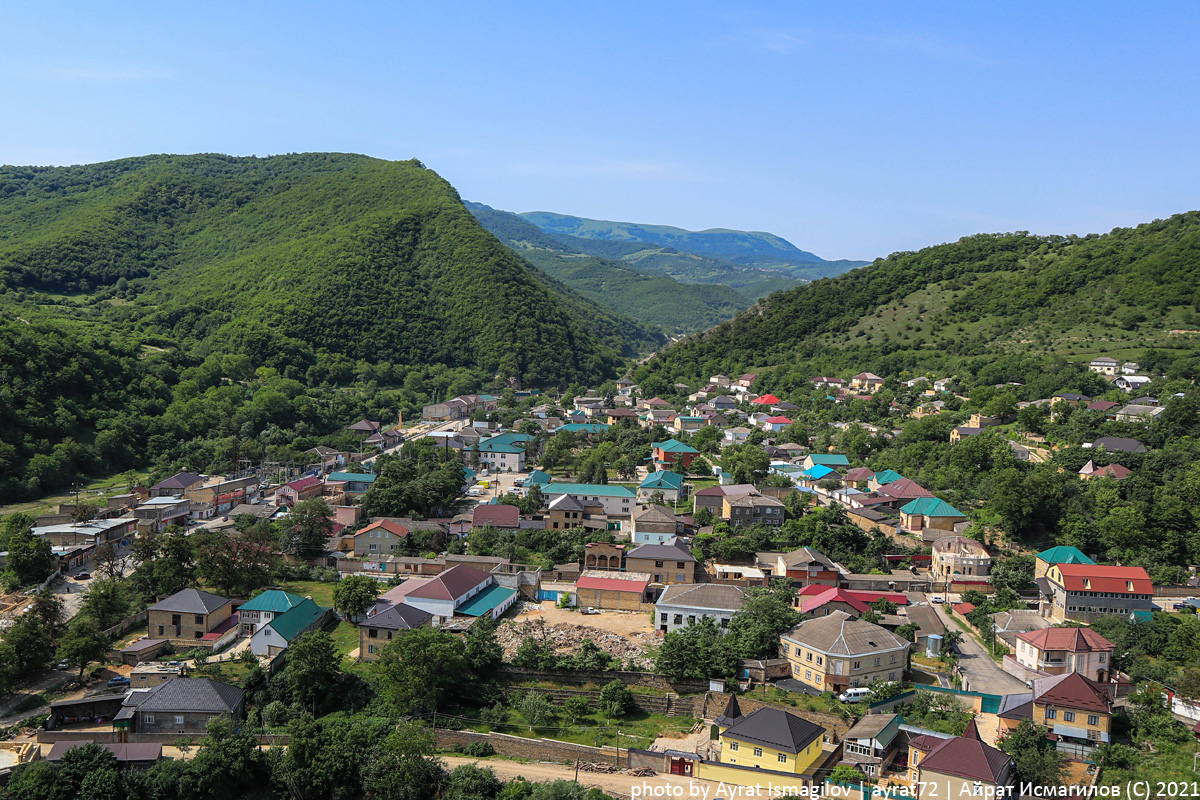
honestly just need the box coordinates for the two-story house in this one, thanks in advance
[907,721,1014,799]
[625,539,696,585]
[713,701,827,776]
[780,610,909,693]
[1039,563,1154,623]
[930,535,991,582]
[723,494,785,528]
[147,589,234,646]
[236,589,307,635]
[352,519,410,557]
[651,439,700,470]
[655,584,746,634]
[1015,627,1114,683]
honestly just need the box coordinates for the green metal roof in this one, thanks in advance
[807,454,850,467]
[526,470,552,485]
[900,497,966,518]
[540,482,636,498]
[456,584,517,617]
[265,598,328,642]
[873,469,904,485]
[329,471,377,483]
[239,590,306,614]
[560,423,610,433]
[1035,545,1096,566]
[653,439,699,454]
[477,441,524,454]
[640,471,684,490]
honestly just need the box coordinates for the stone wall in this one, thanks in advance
[494,665,708,694]
[503,685,701,717]
[434,728,619,765]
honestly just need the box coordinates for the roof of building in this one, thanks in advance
[640,471,685,490]
[406,564,493,602]
[356,519,411,538]
[872,470,905,485]
[878,478,934,500]
[726,493,785,508]
[129,678,245,713]
[1052,563,1152,594]
[721,706,825,755]
[576,569,650,593]
[770,547,837,571]
[843,467,876,482]
[799,586,870,615]
[764,416,793,424]
[626,539,697,563]
[931,535,989,557]
[844,713,900,743]
[693,484,758,497]
[46,741,163,763]
[1035,545,1095,566]
[951,602,976,615]
[782,610,910,656]
[472,504,521,528]
[238,590,307,614]
[853,372,883,381]
[900,498,966,518]
[328,471,379,483]
[548,494,586,512]
[150,472,204,491]
[750,394,782,405]
[560,423,610,433]
[456,584,518,617]
[1092,436,1146,453]
[366,602,434,630]
[652,439,700,454]
[540,483,636,498]
[1017,627,1114,653]
[121,638,168,653]
[525,470,553,485]
[656,583,747,611]
[1031,671,1113,713]
[634,504,679,524]
[808,454,851,467]
[917,733,1011,784]
[262,598,327,642]
[148,588,232,615]
[713,694,744,728]
[803,464,839,480]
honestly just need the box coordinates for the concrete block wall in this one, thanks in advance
[435,729,619,765]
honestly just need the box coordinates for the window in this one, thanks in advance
[890,654,897,664]
[781,644,789,655]
[1045,708,1057,720]
[660,613,668,623]
[806,652,813,662]
[853,660,860,670]
[778,753,788,764]
[730,741,738,751]
[874,657,881,667]
[1099,654,1106,663]
[174,715,185,725]
[753,748,763,757]
[805,670,812,680]
[368,644,376,654]
[157,625,164,636]
[368,629,378,638]
[1088,715,1099,726]
[889,672,895,681]
[369,544,377,551]
[655,561,664,568]
[816,656,823,666]
[194,615,204,625]
[145,714,155,724]
[677,562,685,568]
[673,614,682,625]
[1087,729,1100,741]
[1064,711,1075,722]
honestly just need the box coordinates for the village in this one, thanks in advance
[0,359,1197,798]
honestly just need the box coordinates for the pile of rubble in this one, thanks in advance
[625,767,657,777]
[495,619,655,661]
[573,760,619,774]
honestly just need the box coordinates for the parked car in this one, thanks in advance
[107,676,130,687]
[929,594,945,604]
[1173,602,1193,611]
[74,572,92,581]
[54,661,71,671]
[837,688,873,703]
[580,607,600,615]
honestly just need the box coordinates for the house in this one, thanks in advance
[44,740,163,768]
[638,471,687,504]
[642,396,673,409]
[949,426,982,444]
[841,713,903,778]
[842,467,876,490]
[900,498,968,537]
[1078,460,1133,480]
[723,426,752,445]
[723,493,785,528]
[1088,356,1119,375]
[780,610,909,693]
[750,393,781,406]
[582,541,625,570]
[120,678,245,734]
[249,597,332,657]
[876,478,934,505]
[559,422,610,435]
[968,411,1016,429]
[997,672,1114,751]
[1114,375,1153,393]
[471,504,521,530]
[710,395,738,412]
[760,415,792,433]
[394,564,516,625]
[616,378,636,395]
[237,589,307,635]
[149,472,204,498]
[1015,627,1115,682]
[989,609,1052,648]
[347,419,381,436]
[1087,400,1121,414]
[625,538,697,584]
[133,496,191,532]
[932,378,953,392]
[1039,563,1154,623]
[867,470,904,491]
[539,483,636,517]
[655,584,746,634]
[931,536,991,582]
[352,519,411,556]
[358,603,435,660]
[673,416,706,434]
[631,504,683,544]
[1090,436,1147,453]
[713,704,827,775]
[544,494,605,532]
[850,372,884,392]
[907,721,1013,799]
[120,638,171,667]
[1122,361,1140,374]
[812,376,845,389]
[795,586,871,619]
[475,432,533,472]
[1114,402,1163,422]
[757,547,840,587]
[1034,545,1095,579]
[276,476,323,507]
[326,471,378,495]
[737,373,758,388]
[148,589,234,646]
[605,408,639,425]
[693,484,759,514]
[363,428,403,450]
[802,454,850,470]
[574,569,652,610]
[651,439,701,470]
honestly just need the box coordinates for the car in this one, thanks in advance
[580,607,600,615]
[54,661,71,671]
[74,572,92,581]
[1173,602,1193,611]
[929,594,945,604]
[837,688,873,703]
[467,488,482,497]
[168,661,182,667]
[107,676,130,687]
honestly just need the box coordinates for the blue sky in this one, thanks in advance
[1,3,1198,260]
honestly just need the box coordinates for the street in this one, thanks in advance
[930,603,1028,696]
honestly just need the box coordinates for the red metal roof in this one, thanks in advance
[1032,672,1113,713]
[1018,627,1114,652]
[406,564,493,601]
[951,602,976,615]
[1054,563,1152,594]
[576,574,649,593]
[284,476,322,493]
[751,394,781,405]
[799,587,869,615]
[472,504,521,528]
[878,478,934,500]
[356,519,411,538]
[918,735,1011,783]
[795,585,908,606]
[764,416,793,424]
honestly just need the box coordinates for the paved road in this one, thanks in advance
[931,603,1028,696]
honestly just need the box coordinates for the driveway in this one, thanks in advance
[931,604,1027,696]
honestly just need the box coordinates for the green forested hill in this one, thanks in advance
[635,213,1200,391]
[0,154,661,501]
[467,202,750,334]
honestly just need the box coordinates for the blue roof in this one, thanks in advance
[900,498,966,518]
[640,471,684,490]
[328,471,377,483]
[477,441,524,454]
[804,464,839,479]
[1035,546,1096,566]
[239,590,307,613]
[457,584,518,617]
[526,470,552,485]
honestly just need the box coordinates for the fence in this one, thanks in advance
[494,665,708,694]
[434,728,621,765]
[102,610,149,639]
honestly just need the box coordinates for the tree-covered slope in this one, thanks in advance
[635,212,1200,388]
[0,154,662,385]
[467,202,750,334]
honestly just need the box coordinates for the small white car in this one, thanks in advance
[837,688,873,703]
[930,594,945,604]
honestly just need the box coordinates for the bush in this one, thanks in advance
[454,740,496,757]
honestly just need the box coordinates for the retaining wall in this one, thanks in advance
[495,665,708,694]
[434,728,619,765]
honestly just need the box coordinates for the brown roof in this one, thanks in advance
[405,564,492,601]
[1017,627,1114,653]
[878,478,934,500]
[1031,672,1113,713]
[472,504,521,528]
[356,519,410,538]
[46,741,163,763]
[693,484,758,497]
[919,735,1011,783]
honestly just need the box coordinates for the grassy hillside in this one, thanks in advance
[467,202,749,334]
[634,212,1200,390]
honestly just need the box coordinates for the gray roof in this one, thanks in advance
[782,610,910,656]
[148,588,232,615]
[128,678,245,714]
[656,584,746,612]
[626,539,696,562]
[721,706,825,755]
[997,693,1033,719]
[844,713,900,744]
[367,602,434,630]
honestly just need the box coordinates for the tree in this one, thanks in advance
[655,617,738,681]
[360,722,444,800]
[333,575,379,621]
[4,527,56,589]
[374,627,468,714]
[92,542,127,580]
[194,522,276,597]
[692,507,715,527]
[3,590,63,679]
[998,718,1066,786]
[284,498,335,559]
[79,577,134,628]
[445,763,503,800]
[56,618,112,679]
[189,716,265,800]
[463,613,504,676]
[562,696,591,724]
[940,629,963,653]
[828,764,867,785]
[519,691,554,729]
[989,553,1034,593]
[726,580,801,659]
[283,631,341,716]
[599,680,634,718]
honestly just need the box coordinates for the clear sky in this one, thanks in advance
[2,2,1198,260]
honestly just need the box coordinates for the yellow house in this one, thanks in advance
[906,720,1014,799]
[713,700,826,775]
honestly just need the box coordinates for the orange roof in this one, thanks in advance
[1054,563,1152,594]
[355,519,410,538]
[1018,627,1114,652]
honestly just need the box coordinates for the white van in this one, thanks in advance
[837,687,873,703]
